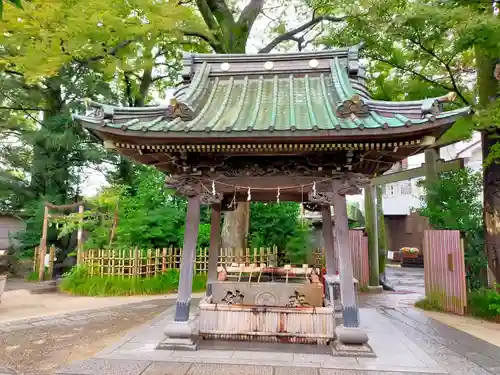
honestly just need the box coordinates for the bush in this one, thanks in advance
[415,296,444,312]
[467,288,500,321]
[59,266,207,296]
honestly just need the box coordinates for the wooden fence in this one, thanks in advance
[423,230,467,315]
[77,247,279,277]
[32,230,369,284]
[33,245,55,280]
[310,229,369,287]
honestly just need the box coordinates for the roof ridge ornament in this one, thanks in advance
[165,98,195,122]
[421,91,457,115]
[337,94,369,118]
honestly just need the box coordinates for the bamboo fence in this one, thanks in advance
[71,246,286,278]
[32,245,362,282]
[32,245,56,280]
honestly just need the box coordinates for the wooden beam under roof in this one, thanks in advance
[371,158,464,186]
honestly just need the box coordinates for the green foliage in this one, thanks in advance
[249,202,311,265]
[468,288,500,320]
[347,201,364,228]
[59,265,207,296]
[419,168,487,290]
[415,296,444,312]
[321,0,500,146]
[56,166,189,250]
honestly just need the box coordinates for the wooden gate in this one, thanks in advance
[423,230,467,315]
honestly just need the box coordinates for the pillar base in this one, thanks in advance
[335,325,369,345]
[158,320,198,351]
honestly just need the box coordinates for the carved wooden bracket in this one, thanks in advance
[337,94,369,118]
[334,173,369,196]
[308,191,334,206]
[200,192,223,205]
[165,98,195,121]
[164,175,200,197]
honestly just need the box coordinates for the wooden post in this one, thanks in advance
[174,195,201,322]
[321,205,336,275]
[424,148,439,185]
[38,205,49,281]
[47,245,55,280]
[333,181,368,345]
[33,247,38,273]
[365,184,379,286]
[207,203,221,295]
[77,205,84,265]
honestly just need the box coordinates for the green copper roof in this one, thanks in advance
[75,48,470,138]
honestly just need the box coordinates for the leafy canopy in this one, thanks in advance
[0,0,203,81]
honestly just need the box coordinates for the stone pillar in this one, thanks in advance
[332,187,368,345]
[159,195,201,350]
[321,205,336,275]
[207,203,221,296]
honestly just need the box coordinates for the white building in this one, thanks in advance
[382,132,482,215]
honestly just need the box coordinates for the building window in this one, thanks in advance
[384,184,396,197]
[400,181,412,195]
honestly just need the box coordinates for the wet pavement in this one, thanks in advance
[359,266,425,309]
[57,265,500,375]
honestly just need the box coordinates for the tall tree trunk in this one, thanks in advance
[475,46,500,283]
[221,202,249,251]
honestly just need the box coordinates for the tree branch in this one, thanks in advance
[75,39,135,65]
[151,75,172,83]
[181,30,221,51]
[0,105,44,111]
[372,55,463,99]
[195,0,220,31]
[237,0,265,31]
[205,0,236,27]
[406,37,469,105]
[259,15,347,53]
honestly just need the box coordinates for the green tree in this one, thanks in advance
[419,168,487,290]
[0,0,21,18]
[248,202,311,265]
[322,0,500,281]
[347,201,364,228]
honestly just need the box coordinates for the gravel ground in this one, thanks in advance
[0,298,175,375]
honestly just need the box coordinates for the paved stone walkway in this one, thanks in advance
[57,305,500,375]
[56,267,500,375]
[0,298,176,375]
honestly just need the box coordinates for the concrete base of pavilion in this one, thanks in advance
[57,304,450,375]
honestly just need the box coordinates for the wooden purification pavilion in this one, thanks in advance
[75,46,470,350]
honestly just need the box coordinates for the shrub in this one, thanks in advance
[468,288,500,321]
[415,297,444,312]
[59,266,206,296]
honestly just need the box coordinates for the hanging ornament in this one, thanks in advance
[300,185,304,228]
[312,181,317,196]
[212,180,216,196]
[228,188,236,209]
[276,187,280,204]
[247,187,251,201]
